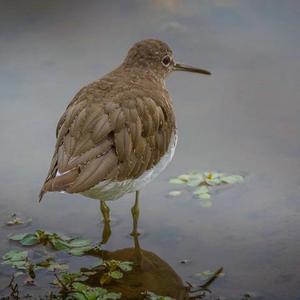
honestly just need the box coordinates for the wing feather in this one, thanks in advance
[92,114,112,143]
[68,139,112,168]
[114,128,132,161]
[109,107,125,132]
[128,117,142,147]
[67,150,118,193]
[40,81,175,199]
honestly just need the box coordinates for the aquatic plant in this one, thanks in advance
[169,171,244,207]
[9,229,93,255]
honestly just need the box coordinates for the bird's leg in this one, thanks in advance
[130,191,140,236]
[131,223,143,270]
[99,200,111,245]
[130,191,143,269]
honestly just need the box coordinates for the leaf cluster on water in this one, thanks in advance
[6,216,32,226]
[54,272,121,300]
[2,249,69,280]
[100,259,134,285]
[2,249,29,270]
[54,263,133,299]
[169,171,244,207]
[70,282,121,300]
[9,230,93,255]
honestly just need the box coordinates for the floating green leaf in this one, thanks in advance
[6,217,24,226]
[118,261,133,272]
[36,258,69,272]
[186,174,205,187]
[168,190,182,197]
[9,233,29,241]
[9,230,93,254]
[68,246,92,256]
[198,193,211,200]
[56,277,121,300]
[177,174,191,182]
[193,186,209,195]
[2,250,29,270]
[68,239,91,248]
[57,272,86,286]
[2,248,70,275]
[71,282,121,300]
[5,214,32,226]
[204,172,222,186]
[169,171,244,208]
[100,259,134,284]
[109,270,123,279]
[221,175,244,184]
[51,238,70,251]
[20,234,39,246]
[2,250,28,262]
[169,178,185,184]
[48,263,69,272]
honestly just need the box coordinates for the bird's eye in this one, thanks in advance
[162,55,171,67]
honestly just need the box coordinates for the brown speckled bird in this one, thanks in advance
[39,39,210,237]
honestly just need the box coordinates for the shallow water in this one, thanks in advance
[1,1,300,299]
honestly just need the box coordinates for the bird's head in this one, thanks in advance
[123,39,211,79]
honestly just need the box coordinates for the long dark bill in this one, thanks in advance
[174,62,211,75]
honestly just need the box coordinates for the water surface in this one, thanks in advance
[1,1,300,299]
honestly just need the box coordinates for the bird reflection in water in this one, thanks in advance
[74,202,223,300]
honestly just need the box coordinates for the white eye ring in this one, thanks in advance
[162,55,171,67]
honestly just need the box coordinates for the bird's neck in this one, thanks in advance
[117,64,166,90]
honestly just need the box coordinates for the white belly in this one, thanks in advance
[80,132,178,201]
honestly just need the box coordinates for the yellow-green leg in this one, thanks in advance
[132,222,143,270]
[100,200,111,245]
[130,191,140,236]
[130,191,143,269]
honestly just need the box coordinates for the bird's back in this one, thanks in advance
[39,67,176,201]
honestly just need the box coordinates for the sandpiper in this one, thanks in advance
[39,39,210,237]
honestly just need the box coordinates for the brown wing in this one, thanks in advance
[39,82,175,200]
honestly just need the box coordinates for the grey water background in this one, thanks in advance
[1,0,300,299]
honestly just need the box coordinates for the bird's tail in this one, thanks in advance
[38,168,79,202]
[38,190,45,202]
